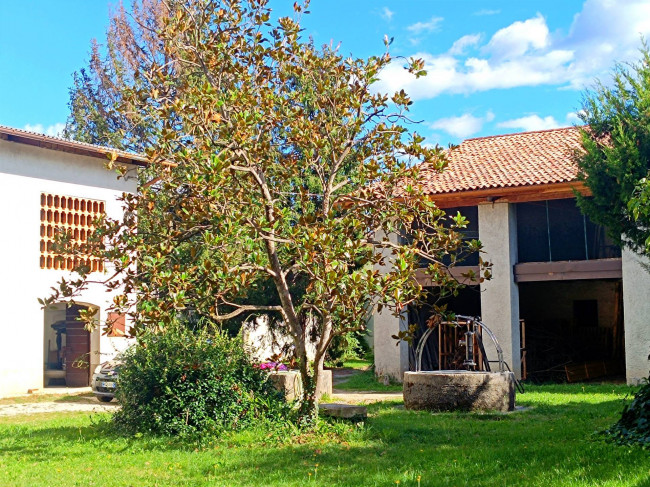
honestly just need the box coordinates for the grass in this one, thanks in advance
[334,367,403,392]
[1,384,648,486]
[340,358,374,370]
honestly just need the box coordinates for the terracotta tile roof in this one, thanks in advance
[412,126,584,196]
[0,124,148,166]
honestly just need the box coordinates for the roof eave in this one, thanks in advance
[427,180,590,208]
[0,127,148,167]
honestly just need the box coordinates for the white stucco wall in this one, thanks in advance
[478,202,521,378]
[621,248,650,384]
[372,229,409,381]
[0,139,138,397]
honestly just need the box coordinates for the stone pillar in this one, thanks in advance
[477,203,521,378]
[621,248,650,384]
[372,229,409,382]
[373,308,409,382]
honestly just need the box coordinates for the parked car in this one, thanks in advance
[91,359,121,402]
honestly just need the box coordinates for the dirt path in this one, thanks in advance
[0,397,118,417]
[330,367,403,404]
[0,368,400,417]
[330,391,402,404]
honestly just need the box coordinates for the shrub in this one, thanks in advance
[113,326,289,437]
[326,331,370,367]
[605,381,650,448]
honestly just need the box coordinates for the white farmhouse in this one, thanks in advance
[0,125,145,398]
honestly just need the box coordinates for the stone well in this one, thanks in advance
[403,370,515,412]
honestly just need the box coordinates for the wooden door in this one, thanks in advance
[64,305,90,387]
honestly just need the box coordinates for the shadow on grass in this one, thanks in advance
[189,398,650,487]
[0,381,647,486]
[0,418,184,461]
[1,393,648,486]
[52,392,102,403]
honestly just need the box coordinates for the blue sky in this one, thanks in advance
[1,1,650,146]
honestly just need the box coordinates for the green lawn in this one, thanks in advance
[340,358,374,370]
[334,367,403,392]
[1,384,648,486]
[333,359,402,392]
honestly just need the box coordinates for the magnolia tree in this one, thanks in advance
[47,0,489,418]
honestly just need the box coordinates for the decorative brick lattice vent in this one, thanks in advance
[40,193,105,272]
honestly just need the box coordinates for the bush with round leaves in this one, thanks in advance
[113,326,289,436]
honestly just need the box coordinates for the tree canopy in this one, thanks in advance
[576,44,650,257]
[50,0,489,418]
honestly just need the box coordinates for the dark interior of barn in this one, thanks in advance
[518,279,625,382]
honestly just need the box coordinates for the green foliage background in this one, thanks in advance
[577,44,650,256]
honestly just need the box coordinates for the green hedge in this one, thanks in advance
[113,326,289,437]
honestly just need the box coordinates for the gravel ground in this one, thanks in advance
[0,399,118,417]
[0,391,399,417]
[0,369,401,417]
[330,391,402,404]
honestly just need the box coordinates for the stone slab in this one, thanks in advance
[403,370,515,412]
[319,402,367,420]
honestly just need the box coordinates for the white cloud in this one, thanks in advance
[484,14,549,60]
[380,7,394,21]
[431,111,495,139]
[560,0,650,89]
[565,110,585,125]
[376,48,574,100]
[474,9,500,16]
[377,0,650,100]
[449,34,481,56]
[23,123,65,138]
[496,111,586,132]
[497,115,561,132]
[407,16,443,34]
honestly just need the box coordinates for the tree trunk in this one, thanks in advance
[299,315,333,422]
[298,353,319,423]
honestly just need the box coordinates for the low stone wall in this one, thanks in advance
[268,370,332,401]
[403,371,515,412]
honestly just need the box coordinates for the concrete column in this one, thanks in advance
[621,248,650,384]
[478,203,521,378]
[372,229,409,382]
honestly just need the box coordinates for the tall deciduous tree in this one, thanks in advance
[64,0,169,152]
[576,44,650,257]
[49,0,488,419]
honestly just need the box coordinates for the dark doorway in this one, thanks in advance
[44,303,92,387]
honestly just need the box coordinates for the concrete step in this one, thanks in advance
[319,402,367,420]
